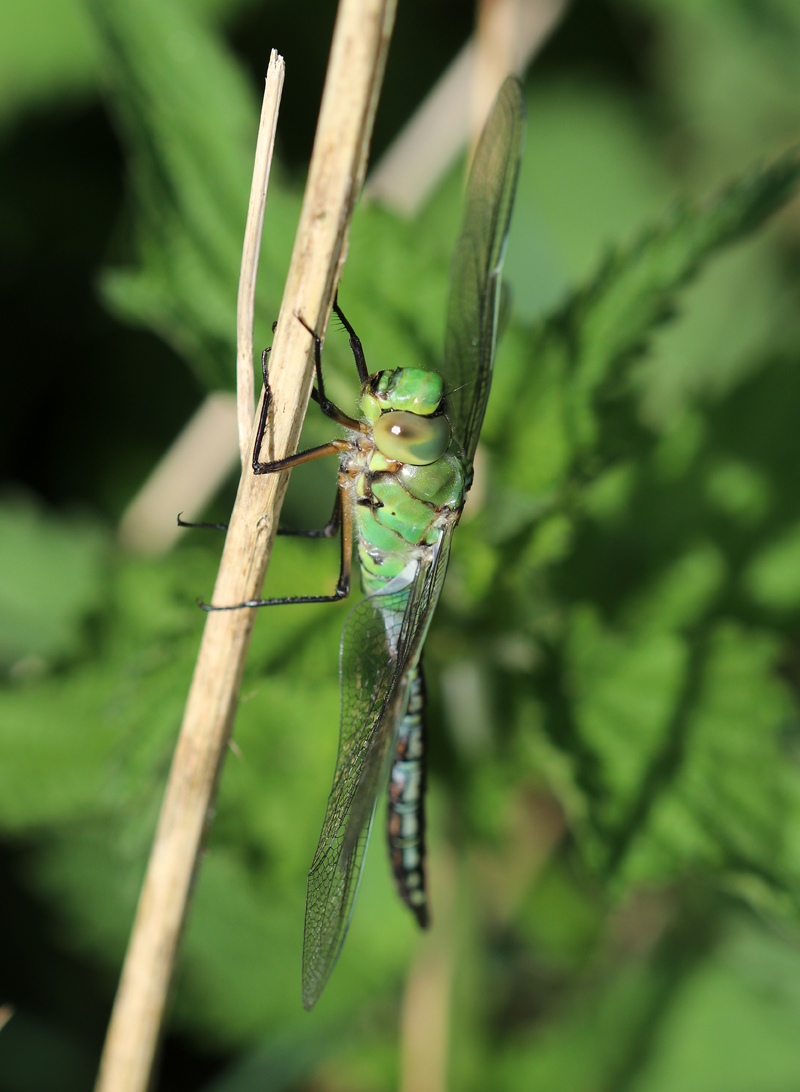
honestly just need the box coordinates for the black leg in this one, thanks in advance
[252,353,354,474]
[178,489,341,538]
[189,313,363,609]
[294,312,362,430]
[177,514,229,531]
[333,295,369,384]
[277,487,341,539]
[253,339,358,474]
[181,328,350,530]
[200,475,353,611]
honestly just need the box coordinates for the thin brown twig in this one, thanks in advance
[237,50,285,466]
[94,3,396,1090]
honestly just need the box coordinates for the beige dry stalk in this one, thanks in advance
[94,3,397,1090]
[237,50,286,466]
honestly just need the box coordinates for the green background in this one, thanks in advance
[4,0,800,1089]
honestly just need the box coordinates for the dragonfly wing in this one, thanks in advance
[302,527,455,1009]
[444,77,526,471]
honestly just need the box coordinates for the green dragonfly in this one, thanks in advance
[198,77,525,1010]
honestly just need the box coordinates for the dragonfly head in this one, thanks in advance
[361,368,450,466]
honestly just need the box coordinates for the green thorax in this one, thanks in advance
[360,367,444,420]
[350,367,465,592]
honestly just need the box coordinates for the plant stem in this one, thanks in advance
[94,3,396,1089]
[237,50,285,467]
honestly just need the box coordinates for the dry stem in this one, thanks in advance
[237,51,285,466]
[94,3,396,1089]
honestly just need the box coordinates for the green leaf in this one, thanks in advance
[619,623,797,893]
[496,150,800,500]
[0,496,108,670]
[86,0,300,389]
[744,519,800,609]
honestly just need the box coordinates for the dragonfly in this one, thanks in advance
[196,77,525,1010]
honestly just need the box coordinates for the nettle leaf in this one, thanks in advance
[0,495,108,671]
[615,623,797,888]
[0,542,213,834]
[447,150,800,921]
[86,0,300,390]
[492,150,800,505]
[539,614,797,898]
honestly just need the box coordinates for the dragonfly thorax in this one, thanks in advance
[361,367,444,418]
[361,368,449,467]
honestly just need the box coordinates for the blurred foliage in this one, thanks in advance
[5,0,800,1090]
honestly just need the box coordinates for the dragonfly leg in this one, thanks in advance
[295,313,363,430]
[178,490,341,539]
[252,350,353,475]
[177,514,229,531]
[276,486,341,539]
[332,295,369,384]
[199,475,352,611]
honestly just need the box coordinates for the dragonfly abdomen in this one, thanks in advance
[387,666,429,928]
[350,443,465,589]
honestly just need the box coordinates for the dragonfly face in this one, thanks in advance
[195,77,526,1011]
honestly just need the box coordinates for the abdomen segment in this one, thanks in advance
[387,665,429,928]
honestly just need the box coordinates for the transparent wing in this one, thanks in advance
[302,527,455,1010]
[443,76,526,472]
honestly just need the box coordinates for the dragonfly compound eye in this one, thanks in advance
[373,411,450,466]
